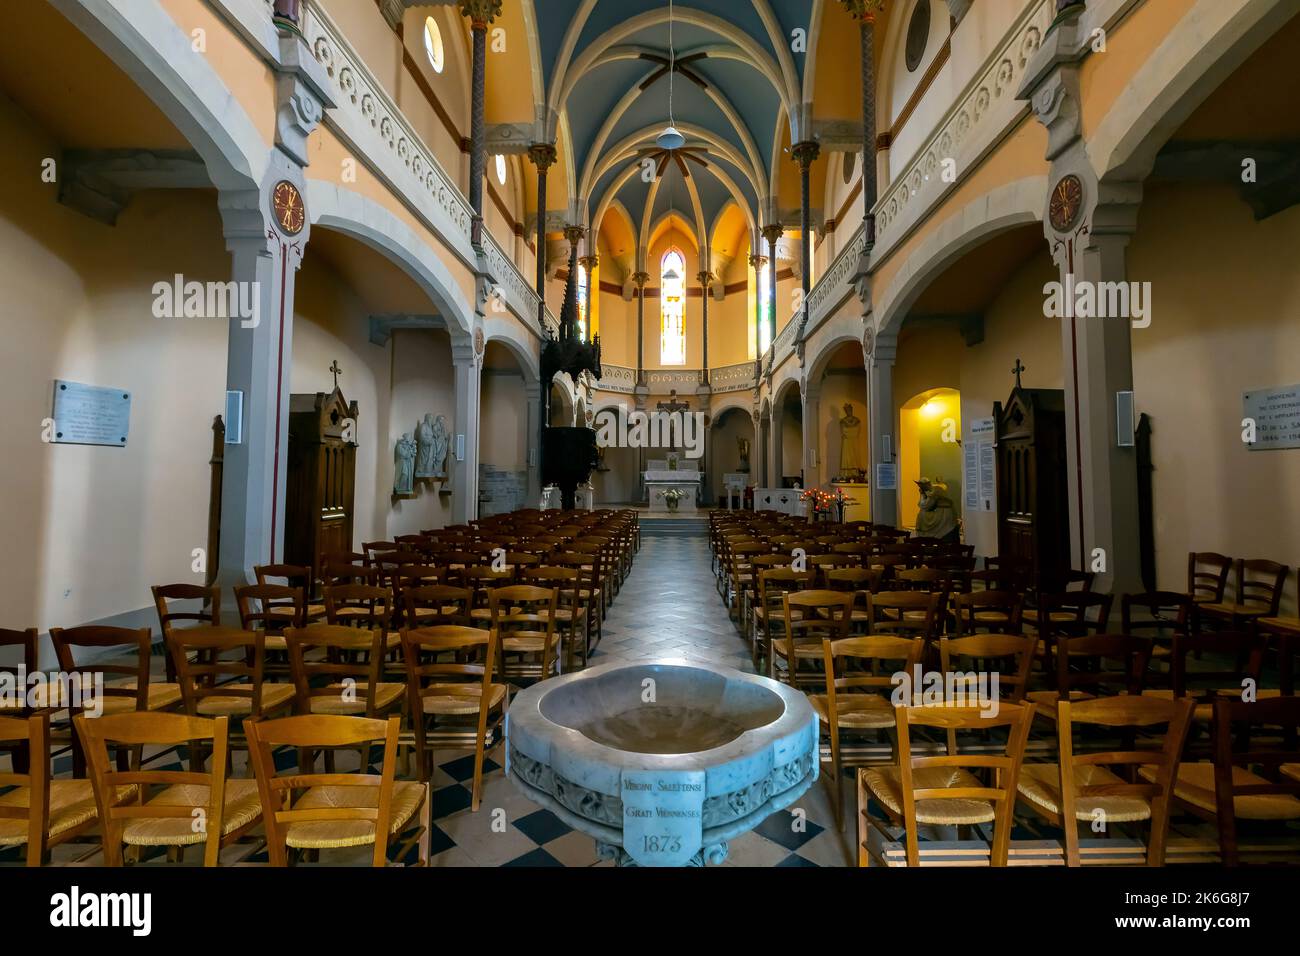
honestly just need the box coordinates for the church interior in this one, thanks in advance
[2,0,1300,899]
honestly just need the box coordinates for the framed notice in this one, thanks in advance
[50,380,131,446]
[964,418,996,512]
[1244,385,1300,451]
[875,462,898,491]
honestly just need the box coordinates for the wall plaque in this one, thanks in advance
[875,462,898,491]
[1244,385,1300,451]
[620,768,705,868]
[51,380,131,446]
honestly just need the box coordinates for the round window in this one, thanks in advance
[905,1,930,73]
[423,16,445,74]
[495,154,507,186]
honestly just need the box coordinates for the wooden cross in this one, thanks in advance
[330,359,342,389]
[657,389,690,415]
[1012,359,1025,388]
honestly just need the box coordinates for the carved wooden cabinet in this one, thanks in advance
[994,385,1069,586]
[284,388,359,571]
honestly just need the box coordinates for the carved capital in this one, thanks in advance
[458,0,502,29]
[838,0,885,23]
[632,271,651,290]
[748,253,767,269]
[528,142,558,170]
[696,271,714,287]
[760,223,784,246]
[563,224,586,245]
[791,141,821,169]
[578,254,600,272]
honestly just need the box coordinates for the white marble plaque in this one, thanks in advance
[1244,385,1300,451]
[620,768,705,867]
[51,380,131,446]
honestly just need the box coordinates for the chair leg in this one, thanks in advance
[828,729,843,830]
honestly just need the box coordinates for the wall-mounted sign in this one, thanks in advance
[1244,385,1300,451]
[875,462,898,491]
[964,418,996,512]
[51,380,131,446]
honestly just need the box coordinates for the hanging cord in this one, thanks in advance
[668,0,676,127]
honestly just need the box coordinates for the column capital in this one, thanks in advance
[563,224,586,245]
[579,254,600,271]
[839,0,885,23]
[458,0,502,29]
[528,142,558,170]
[696,271,714,287]
[760,223,784,245]
[748,253,767,269]
[791,141,821,168]
[632,271,651,289]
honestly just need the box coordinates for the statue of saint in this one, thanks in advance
[737,436,751,473]
[838,402,863,478]
[394,433,417,495]
[415,413,436,478]
[912,477,959,542]
[431,415,449,479]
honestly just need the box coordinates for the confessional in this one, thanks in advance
[284,387,359,570]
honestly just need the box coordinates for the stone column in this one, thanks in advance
[761,223,783,351]
[451,337,483,523]
[866,329,898,527]
[459,0,502,237]
[802,377,822,493]
[633,386,649,503]
[771,403,785,489]
[524,378,542,505]
[216,185,303,589]
[697,271,713,385]
[791,141,820,336]
[528,142,557,325]
[633,270,650,386]
[840,0,880,240]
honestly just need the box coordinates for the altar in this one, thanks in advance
[645,457,701,513]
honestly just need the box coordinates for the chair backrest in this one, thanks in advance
[1168,630,1266,700]
[401,625,498,717]
[152,583,220,638]
[48,626,153,714]
[822,635,924,701]
[489,586,559,676]
[1236,559,1289,615]
[939,634,1036,703]
[783,590,854,645]
[894,702,1036,866]
[284,625,386,716]
[865,590,943,641]
[320,559,380,587]
[824,567,884,595]
[0,712,51,864]
[236,583,304,632]
[254,564,315,594]
[1187,551,1232,603]
[324,584,394,629]
[1057,695,1195,865]
[403,584,474,627]
[1207,696,1300,866]
[245,713,403,867]
[1053,634,1152,698]
[75,711,236,866]
[1038,590,1114,638]
[953,590,1023,636]
[166,626,270,718]
[0,628,39,708]
[1121,591,1195,642]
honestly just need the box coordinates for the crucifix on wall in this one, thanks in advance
[656,389,690,415]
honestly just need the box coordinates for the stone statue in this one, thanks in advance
[912,477,959,542]
[415,413,436,478]
[737,436,751,473]
[838,402,863,479]
[394,432,417,495]
[431,414,449,479]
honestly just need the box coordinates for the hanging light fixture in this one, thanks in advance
[656,0,685,150]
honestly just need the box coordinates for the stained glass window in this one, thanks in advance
[577,261,589,342]
[660,249,686,365]
[758,259,772,356]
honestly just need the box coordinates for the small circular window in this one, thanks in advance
[423,16,445,74]
[495,154,507,186]
[905,1,930,73]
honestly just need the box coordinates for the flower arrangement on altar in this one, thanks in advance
[657,487,691,511]
[800,486,858,523]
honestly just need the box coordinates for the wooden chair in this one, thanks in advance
[0,712,129,865]
[1199,559,1289,630]
[952,590,1023,636]
[939,634,1037,706]
[859,702,1036,867]
[283,624,405,719]
[402,626,505,808]
[524,567,589,670]
[490,585,561,683]
[0,627,39,721]
[246,714,429,866]
[552,551,603,651]
[754,568,816,671]
[253,564,325,623]
[771,590,852,687]
[816,635,925,828]
[1142,630,1267,725]
[1187,552,1232,605]
[1026,634,1152,723]
[1150,696,1300,865]
[76,712,262,866]
[1032,591,1115,681]
[1017,695,1193,866]
[864,591,944,645]
[403,584,475,628]
[235,582,303,679]
[152,583,221,683]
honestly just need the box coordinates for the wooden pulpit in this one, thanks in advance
[285,387,359,571]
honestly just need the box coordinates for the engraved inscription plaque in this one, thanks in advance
[1244,385,1300,451]
[51,380,131,446]
[621,769,706,868]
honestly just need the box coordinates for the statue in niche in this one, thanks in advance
[431,414,450,479]
[737,436,751,473]
[838,402,864,479]
[912,477,959,543]
[415,413,436,478]
[394,432,417,495]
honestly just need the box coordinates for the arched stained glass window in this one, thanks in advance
[423,17,445,74]
[576,261,589,342]
[757,259,772,356]
[660,249,686,366]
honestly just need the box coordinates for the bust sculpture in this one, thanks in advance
[394,432,417,495]
[838,402,863,478]
[415,413,436,478]
[430,414,449,479]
